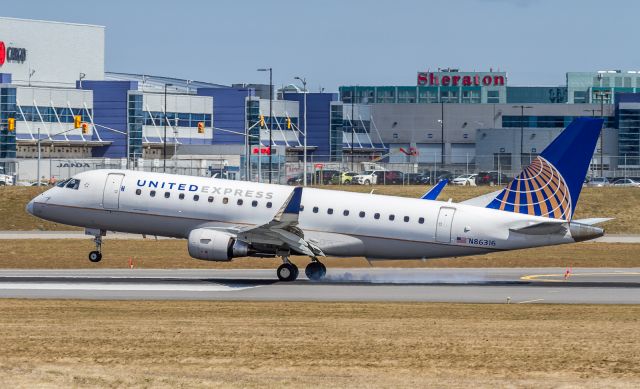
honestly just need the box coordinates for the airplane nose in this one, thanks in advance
[26,200,34,215]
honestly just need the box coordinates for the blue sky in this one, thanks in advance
[3,0,636,91]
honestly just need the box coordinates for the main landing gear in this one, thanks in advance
[276,252,326,282]
[87,229,105,263]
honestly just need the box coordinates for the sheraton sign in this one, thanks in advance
[417,72,506,87]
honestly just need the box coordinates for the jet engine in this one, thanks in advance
[187,229,250,261]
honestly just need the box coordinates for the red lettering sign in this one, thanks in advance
[252,147,272,155]
[0,41,5,66]
[418,72,506,87]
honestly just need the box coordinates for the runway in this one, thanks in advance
[0,268,638,304]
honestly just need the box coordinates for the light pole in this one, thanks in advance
[351,85,356,171]
[257,68,273,183]
[593,91,607,177]
[513,105,532,169]
[294,76,308,186]
[440,100,444,166]
[163,83,173,173]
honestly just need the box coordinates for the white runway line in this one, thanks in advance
[0,282,257,292]
[517,298,545,304]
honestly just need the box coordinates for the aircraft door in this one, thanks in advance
[103,173,125,210]
[435,207,456,243]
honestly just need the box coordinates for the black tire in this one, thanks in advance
[88,251,102,263]
[305,262,326,281]
[364,179,371,185]
[277,263,298,282]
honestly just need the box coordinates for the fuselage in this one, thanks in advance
[28,169,579,260]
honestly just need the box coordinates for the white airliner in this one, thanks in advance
[27,118,608,281]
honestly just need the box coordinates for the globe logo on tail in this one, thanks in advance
[487,156,572,221]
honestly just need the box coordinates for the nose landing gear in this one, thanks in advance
[87,229,105,263]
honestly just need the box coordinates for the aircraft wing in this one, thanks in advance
[421,179,448,200]
[232,187,325,257]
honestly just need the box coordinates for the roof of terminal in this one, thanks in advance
[105,72,228,93]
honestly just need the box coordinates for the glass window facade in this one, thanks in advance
[618,108,640,166]
[503,115,615,128]
[245,99,260,146]
[329,103,343,161]
[143,111,211,128]
[127,93,143,160]
[0,87,17,159]
[17,106,92,123]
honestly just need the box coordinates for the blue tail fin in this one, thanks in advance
[486,117,603,221]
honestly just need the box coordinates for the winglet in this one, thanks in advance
[421,179,448,200]
[274,186,303,222]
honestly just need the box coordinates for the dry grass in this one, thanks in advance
[3,185,640,233]
[1,239,638,269]
[0,300,637,388]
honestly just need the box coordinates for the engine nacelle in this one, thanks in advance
[187,229,249,261]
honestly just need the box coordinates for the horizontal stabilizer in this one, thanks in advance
[460,189,503,207]
[509,221,567,235]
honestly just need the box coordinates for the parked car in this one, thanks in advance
[353,170,384,185]
[331,171,358,185]
[378,170,404,185]
[425,170,455,184]
[585,177,609,187]
[404,173,431,185]
[475,171,509,186]
[0,166,14,186]
[314,170,340,185]
[611,178,640,187]
[451,174,477,186]
[287,173,308,186]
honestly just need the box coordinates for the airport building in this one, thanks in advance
[2,16,640,181]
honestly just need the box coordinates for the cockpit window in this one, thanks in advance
[56,179,69,188]
[65,179,80,190]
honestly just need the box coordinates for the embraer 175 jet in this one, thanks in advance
[27,118,608,281]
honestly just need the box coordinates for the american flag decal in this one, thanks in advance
[456,237,467,244]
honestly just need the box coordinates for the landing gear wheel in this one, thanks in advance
[277,263,298,282]
[305,261,327,281]
[88,251,102,263]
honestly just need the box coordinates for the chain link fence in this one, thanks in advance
[4,154,640,186]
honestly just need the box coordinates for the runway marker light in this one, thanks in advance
[7,117,15,131]
[197,121,205,134]
[81,122,89,134]
[286,117,291,129]
[259,115,265,128]
[74,115,82,129]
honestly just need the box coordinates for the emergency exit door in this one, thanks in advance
[103,173,124,209]
[435,207,456,243]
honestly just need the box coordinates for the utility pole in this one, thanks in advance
[351,85,356,171]
[294,76,308,186]
[163,83,172,172]
[513,105,532,170]
[257,68,273,183]
[440,100,444,166]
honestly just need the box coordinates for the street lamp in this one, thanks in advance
[163,83,173,172]
[351,85,356,171]
[294,76,308,186]
[593,90,607,177]
[512,105,532,169]
[257,68,273,183]
[440,100,445,166]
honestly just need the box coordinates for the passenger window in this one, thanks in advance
[237,199,243,205]
[223,197,229,204]
[389,214,395,221]
[404,216,410,222]
[313,207,319,213]
[179,193,185,200]
[164,192,170,198]
[418,217,425,224]
[135,189,141,195]
[266,202,272,208]
[193,195,199,201]
[300,205,304,211]
[328,208,333,215]
[208,196,214,203]
[150,190,156,197]
[374,213,380,220]
[359,211,365,218]
[252,200,258,207]
[343,210,349,216]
